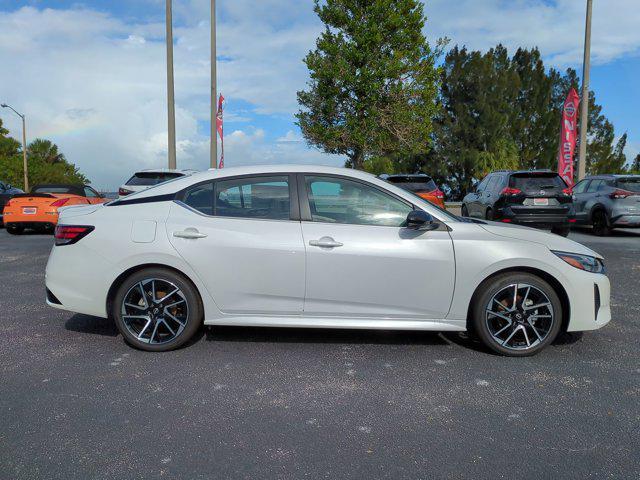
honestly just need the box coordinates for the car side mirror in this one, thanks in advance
[406,210,439,231]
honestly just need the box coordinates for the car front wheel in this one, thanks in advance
[112,268,203,351]
[472,273,562,356]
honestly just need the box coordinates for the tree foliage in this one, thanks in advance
[297,0,442,169]
[0,117,88,190]
[418,46,631,198]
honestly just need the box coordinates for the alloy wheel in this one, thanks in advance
[485,283,555,351]
[120,278,189,345]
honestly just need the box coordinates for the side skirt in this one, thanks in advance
[203,316,466,331]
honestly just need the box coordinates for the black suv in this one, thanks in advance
[462,170,574,236]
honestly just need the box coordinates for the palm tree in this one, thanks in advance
[27,138,66,164]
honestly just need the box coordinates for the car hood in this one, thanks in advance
[479,221,602,259]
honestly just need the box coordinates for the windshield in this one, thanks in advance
[616,177,640,192]
[32,186,76,194]
[126,172,184,186]
[509,173,566,192]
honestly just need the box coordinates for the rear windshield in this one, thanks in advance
[32,186,76,194]
[509,174,566,192]
[126,172,184,186]
[386,177,437,193]
[616,177,640,192]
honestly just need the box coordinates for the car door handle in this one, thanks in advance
[173,228,207,239]
[309,237,343,248]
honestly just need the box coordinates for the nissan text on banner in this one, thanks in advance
[558,88,580,187]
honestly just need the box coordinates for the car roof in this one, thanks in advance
[134,169,197,174]
[118,165,383,200]
[585,174,640,179]
[379,173,433,180]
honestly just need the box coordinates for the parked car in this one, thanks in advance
[3,184,107,234]
[45,165,610,356]
[0,181,24,227]
[118,169,197,197]
[461,170,574,236]
[379,174,445,208]
[571,174,640,235]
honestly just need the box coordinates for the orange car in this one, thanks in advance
[3,184,107,235]
[379,174,446,208]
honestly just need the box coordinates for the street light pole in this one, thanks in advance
[577,0,593,181]
[1,103,29,191]
[210,0,218,169]
[166,0,177,169]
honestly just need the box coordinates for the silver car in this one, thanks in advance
[572,174,640,235]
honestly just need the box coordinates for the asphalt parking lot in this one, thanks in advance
[1,227,639,479]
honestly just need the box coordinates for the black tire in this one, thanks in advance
[551,226,570,237]
[461,205,469,217]
[485,208,494,221]
[472,272,563,357]
[6,224,24,235]
[591,210,611,236]
[112,268,203,352]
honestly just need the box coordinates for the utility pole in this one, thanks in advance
[577,0,592,181]
[166,0,177,169]
[1,103,29,191]
[210,0,218,168]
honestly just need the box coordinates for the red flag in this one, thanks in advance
[216,94,224,168]
[557,88,580,187]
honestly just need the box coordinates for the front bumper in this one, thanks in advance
[566,271,611,332]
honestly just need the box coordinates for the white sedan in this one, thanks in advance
[45,165,611,356]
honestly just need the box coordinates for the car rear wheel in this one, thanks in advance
[472,273,562,357]
[6,224,24,235]
[592,210,611,236]
[461,205,469,217]
[485,208,494,221]
[112,268,203,352]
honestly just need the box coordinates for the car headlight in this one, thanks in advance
[553,251,606,274]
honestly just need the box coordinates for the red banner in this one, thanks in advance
[557,88,580,187]
[216,94,224,168]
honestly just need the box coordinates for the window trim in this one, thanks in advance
[297,173,415,227]
[176,173,299,222]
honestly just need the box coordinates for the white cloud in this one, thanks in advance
[425,0,640,67]
[0,1,638,189]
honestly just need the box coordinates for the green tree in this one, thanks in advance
[28,138,66,164]
[630,154,640,174]
[0,117,89,189]
[297,0,442,169]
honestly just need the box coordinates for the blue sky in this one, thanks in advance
[0,0,638,189]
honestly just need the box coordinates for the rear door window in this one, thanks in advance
[126,172,184,186]
[586,179,605,193]
[215,176,291,220]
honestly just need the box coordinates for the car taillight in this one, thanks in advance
[433,188,444,199]
[562,187,573,196]
[119,187,133,196]
[610,189,634,199]
[51,198,70,207]
[54,225,95,246]
[500,187,522,196]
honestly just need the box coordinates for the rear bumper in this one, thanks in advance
[3,210,59,225]
[611,214,640,228]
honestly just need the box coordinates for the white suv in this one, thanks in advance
[118,169,197,197]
